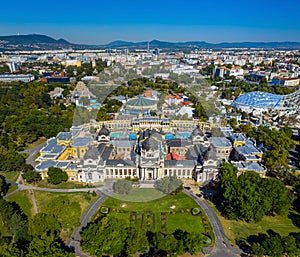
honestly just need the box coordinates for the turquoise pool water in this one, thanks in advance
[129,134,137,140]
[110,132,123,138]
[165,134,175,139]
[178,132,191,138]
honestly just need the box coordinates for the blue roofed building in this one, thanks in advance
[232,91,286,113]
[209,137,232,160]
[232,161,267,178]
[233,141,263,163]
[38,138,66,161]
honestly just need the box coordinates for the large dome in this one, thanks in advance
[126,96,157,109]
[233,91,282,109]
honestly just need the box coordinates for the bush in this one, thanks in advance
[191,208,201,216]
[100,206,109,214]
[22,168,41,184]
[47,167,68,184]
[113,180,133,195]
[155,175,183,194]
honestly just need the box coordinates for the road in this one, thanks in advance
[19,141,47,167]
[184,189,243,257]
[67,182,114,257]
[5,176,243,257]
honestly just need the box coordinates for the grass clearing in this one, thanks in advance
[104,190,200,212]
[7,185,18,194]
[7,190,33,218]
[166,213,205,234]
[35,191,96,216]
[111,187,166,202]
[25,137,47,149]
[35,180,95,189]
[0,171,20,182]
[101,190,207,236]
[207,200,300,246]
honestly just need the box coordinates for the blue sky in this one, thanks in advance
[1,0,300,44]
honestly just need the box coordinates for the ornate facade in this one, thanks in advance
[36,118,220,184]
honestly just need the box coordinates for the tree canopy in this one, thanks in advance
[113,180,133,195]
[81,216,204,256]
[0,82,75,172]
[219,163,292,222]
[155,175,183,194]
[47,167,68,185]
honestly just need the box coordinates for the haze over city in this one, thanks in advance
[1,0,300,44]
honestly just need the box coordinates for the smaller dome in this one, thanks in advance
[98,124,110,136]
[192,125,204,137]
[142,137,159,151]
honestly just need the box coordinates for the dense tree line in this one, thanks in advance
[219,163,293,222]
[81,215,204,257]
[0,212,73,257]
[0,82,75,172]
[239,230,300,257]
[0,176,73,256]
[246,125,295,179]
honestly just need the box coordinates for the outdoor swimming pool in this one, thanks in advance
[110,132,124,138]
[165,134,175,140]
[178,132,191,138]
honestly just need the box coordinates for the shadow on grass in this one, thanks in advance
[289,212,300,229]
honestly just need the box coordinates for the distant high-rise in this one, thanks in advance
[7,62,20,73]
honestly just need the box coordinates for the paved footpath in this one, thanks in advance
[67,182,114,257]
[4,177,243,257]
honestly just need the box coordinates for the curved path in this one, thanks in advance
[184,189,243,257]
[67,194,109,257]
[67,182,114,257]
[5,177,243,257]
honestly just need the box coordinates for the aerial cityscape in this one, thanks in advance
[0,1,300,257]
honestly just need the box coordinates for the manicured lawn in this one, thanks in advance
[101,190,208,236]
[207,201,300,246]
[7,190,33,218]
[166,213,205,234]
[111,187,166,202]
[104,190,200,212]
[0,171,20,182]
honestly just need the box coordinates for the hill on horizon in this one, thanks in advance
[1,34,300,51]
